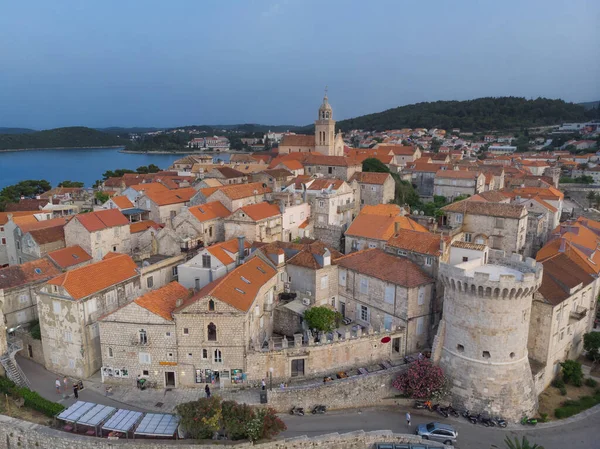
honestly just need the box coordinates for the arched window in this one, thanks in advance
[214,349,222,363]
[208,299,215,311]
[208,323,217,341]
[139,329,147,345]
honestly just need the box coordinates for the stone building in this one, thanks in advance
[4,217,68,265]
[203,167,247,185]
[278,93,344,157]
[98,282,191,387]
[434,253,543,420]
[64,209,131,261]
[46,245,93,271]
[177,238,251,291]
[401,162,440,200]
[251,169,295,192]
[303,154,362,182]
[189,182,272,212]
[0,259,61,328]
[137,187,196,225]
[433,170,485,201]
[38,253,141,378]
[441,199,528,256]
[171,201,231,249]
[0,212,37,266]
[335,248,435,353]
[224,202,282,243]
[349,172,395,208]
[138,254,185,295]
[376,144,421,167]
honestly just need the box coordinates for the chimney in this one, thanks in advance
[394,221,401,233]
[559,237,566,253]
[237,236,245,266]
[175,298,183,308]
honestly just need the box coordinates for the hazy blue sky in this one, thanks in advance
[0,0,598,129]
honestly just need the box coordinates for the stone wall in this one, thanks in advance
[0,414,448,449]
[273,304,303,337]
[313,224,344,252]
[16,330,45,366]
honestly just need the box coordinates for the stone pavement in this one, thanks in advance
[18,355,262,413]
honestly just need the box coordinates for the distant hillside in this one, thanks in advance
[336,97,598,132]
[579,100,600,110]
[0,127,127,151]
[96,127,163,135]
[0,127,36,134]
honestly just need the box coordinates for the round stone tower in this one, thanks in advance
[434,253,543,420]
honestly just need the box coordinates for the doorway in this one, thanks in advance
[165,371,176,387]
[27,344,33,358]
[340,302,346,318]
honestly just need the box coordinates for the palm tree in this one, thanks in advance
[504,436,545,449]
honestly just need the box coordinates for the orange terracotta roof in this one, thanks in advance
[208,182,272,200]
[304,154,360,167]
[279,159,304,170]
[350,172,392,185]
[47,245,92,269]
[386,230,441,256]
[19,217,68,233]
[0,259,61,289]
[188,256,277,312]
[0,211,38,226]
[188,201,231,222]
[335,248,433,287]
[206,238,251,265]
[130,182,169,193]
[298,219,310,229]
[111,196,134,209]
[378,144,417,155]
[507,186,564,201]
[144,187,196,206]
[134,281,191,321]
[47,253,139,300]
[237,202,281,221]
[360,204,403,216]
[305,178,345,191]
[346,214,427,241]
[537,253,595,305]
[130,220,162,234]
[280,134,315,147]
[75,209,129,232]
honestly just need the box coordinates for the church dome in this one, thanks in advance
[318,93,333,119]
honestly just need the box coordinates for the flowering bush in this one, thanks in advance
[392,359,447,399]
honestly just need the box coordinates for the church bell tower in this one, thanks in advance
[314,88,337,156]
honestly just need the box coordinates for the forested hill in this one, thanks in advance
[336,97,599,132]
[0,127,127,150]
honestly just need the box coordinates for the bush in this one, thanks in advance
[561,360,583,386]
[304,306,342,333]
[392,359,447,399]
[585,378,598,388]
[552,378,565,389]
[554,389,600,419]
[584,332,600,362]
[559,386,567,396]
[0,377,63,417]
[539,412,548,423]
[176,396,223,440]
[30,321,41,340]
[222,400,255,440]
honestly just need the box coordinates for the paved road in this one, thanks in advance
[281,407,600,449]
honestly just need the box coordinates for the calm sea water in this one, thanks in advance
[0,148,230,189]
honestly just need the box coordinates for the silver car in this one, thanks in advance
[416,422,458,445]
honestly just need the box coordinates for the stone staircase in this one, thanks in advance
[0,338,31,389]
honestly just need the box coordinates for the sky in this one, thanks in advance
[0,0,599,129]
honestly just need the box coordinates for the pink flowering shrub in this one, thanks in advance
[392,359,446,399]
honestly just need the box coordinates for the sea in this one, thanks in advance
[0,148,231,189]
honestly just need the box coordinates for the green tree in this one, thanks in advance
[304,306,342,332]
[560,359,583,386]
[102,168,136,179]
[504,436,545,449]
[584,332,600,362]
[95,191,109,204]
[0,179,51,211]
[362,157,390,173]
[57,180,84,187]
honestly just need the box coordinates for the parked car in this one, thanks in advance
[415,422,458,445]
[375,443,450,449]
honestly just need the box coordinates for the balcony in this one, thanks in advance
[337,202,356,214]
[570,306,588,322]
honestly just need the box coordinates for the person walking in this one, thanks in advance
[205,384,211,398]
[261,379,266,390]
[55,378,61,394]
[73,383,79,399]
[406,411,411,427]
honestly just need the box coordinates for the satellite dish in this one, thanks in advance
[420,211,424,216]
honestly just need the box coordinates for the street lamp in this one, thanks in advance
[269,367,273,391]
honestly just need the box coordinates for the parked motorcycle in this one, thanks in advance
[521,415,537,426]
[290,406,305,416]
[432,403,448,418]
[462,409,478,424]
[311,405,327,414]
[414,400,432,410]
[493,416,508,428]
[443,405,460,417]
[404,355,416,364]
[476,413,495,427]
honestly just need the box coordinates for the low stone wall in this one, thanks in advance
[266,365,407,412]
[0,415,446,449]
[16,331,45,366]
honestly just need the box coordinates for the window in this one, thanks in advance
[424,256,433,266]
[16,241,20,250]
[339,270,346,287]
[202,254,211,268]
[359,305,369,322]
[167,352,174,359]
[320,275,328,290]
[457,344,464,352]
[1,238,5,245]
[139,352,151,364]
[165,332,171,337]
[53,301,61,314]
[416,317,424,335]
[209,226,213,237]
[291,359,305,377]
[392,337,401,353]
[462,257,469,262]
[319,201,324,208]
[259,316,264,328]
[495,218,504,229]
[112,245,117,252]
[194,279,200,290]
[106,290,116,305]
[87,298,97,315]
[384,314,393,331]
[397,249,407,256]
[482,351,491,358]
[125,283,133,296]
[146,276,154,288]
[19,294,28,304]
[208,299,215,311]
[384,285,395,304]
[202,349,208,359]
[139,329,148,345]
[455,214,463,224]
[418,286,425,305]
[64,331,72,343]
[143,370,149,376]
[214,349,222,363]
[183,328,189,335]
[359,277,369,294]
[188,353,193,358]
[207,323,217,341]
[464,233,472,243]
[371,186,376,192]
[90,323,99,339]
[368,242,377,249]
[328,167,333,174]
[172,266,178,276]
[108,347,114,358]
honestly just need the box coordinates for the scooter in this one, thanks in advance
[462,410,478,424]
[414,400,433,411]
[476,413,495,427]
[290,406,305,416]
[521,415,537,426]
[433,403,448,418]
[493,416,508,428]
[311,405,327,414]
[443,405,460,417]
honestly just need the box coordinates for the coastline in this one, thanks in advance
[118,149,247,155]
[0,145,124,153]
